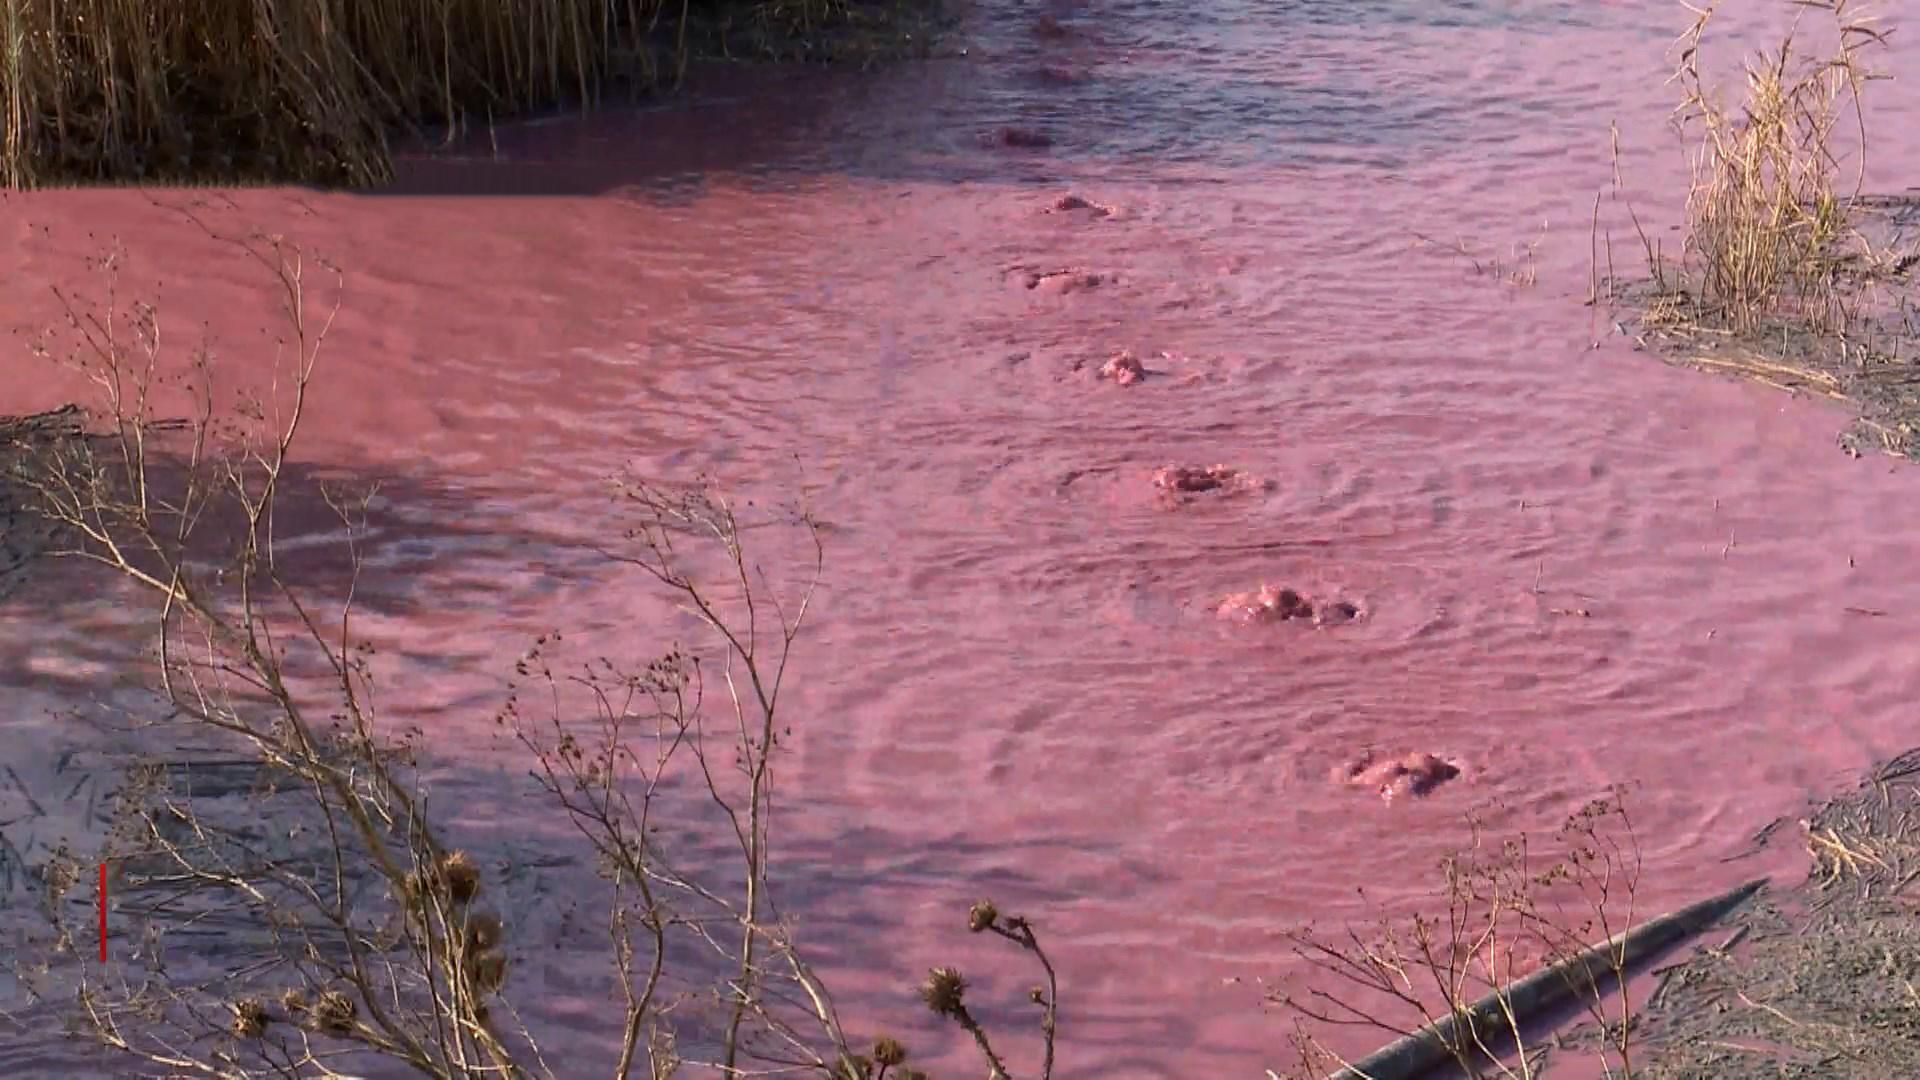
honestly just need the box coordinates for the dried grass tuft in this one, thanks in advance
[1608,2,1920,457]
[1664,0,1894,333]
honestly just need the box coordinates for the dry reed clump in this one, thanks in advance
[0,0,905,188]
[1661,0,1891,335]
[1611,0,1920,457]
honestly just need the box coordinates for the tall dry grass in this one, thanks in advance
[0,0,854,188]
[1664,0,1891,333]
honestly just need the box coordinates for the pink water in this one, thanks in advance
[4,0,1920,1075]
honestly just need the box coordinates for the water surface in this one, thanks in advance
[4,0,1920,1075]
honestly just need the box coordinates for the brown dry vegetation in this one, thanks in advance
[0,0,938,188]
[1612,0,1920,457]
[1272,794,1670,1080]
[1629,750,1920,1079]
[1668,0,1884,334]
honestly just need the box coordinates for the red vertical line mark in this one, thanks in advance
[98,862,108,961]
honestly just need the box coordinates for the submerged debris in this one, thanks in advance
[1335,751,1462,803]
[1099,350,1146,386]
[1318,599,1361,625]
[1153,464,1237,493]
[1031,64,1091,86]
[1151,463,1270,500]
[990,126,1055,149]
[1032,15,1072,40]
[1029,268,1106,294]
[1217,583,1312,623]
[1216,584,1362,626]
[1047,193,1113,218]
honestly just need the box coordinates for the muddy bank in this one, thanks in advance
[1622,748,1920,1078]
[1624,195,1920,462]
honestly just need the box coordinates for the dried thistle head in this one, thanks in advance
[919,967,968,1017]
[407,850,482,912]
[464,910,504,953]
[967,899,999,933]
[312,990,356,1034]
[872,1035,907,1066]
[439,850,481,904]
[279,988,307,1014]
[470,950,508,995]
[231,998,269,1038]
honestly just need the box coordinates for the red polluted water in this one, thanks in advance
[4,0,1920,1076]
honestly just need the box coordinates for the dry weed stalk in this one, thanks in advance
[1274,793,1646,1080]
[909,900,1060,1080]
[1662,0,1893,333]
[1411,226,1545,289]
[500,481,873,1078]
[5,226,1050,1078]
[1799,751,1920,893]
[14,220,543,1078]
